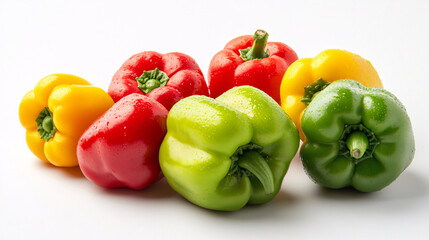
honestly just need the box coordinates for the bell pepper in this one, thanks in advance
[208,29,298,103]
[300,79,415,192]
[108,51,209,110]
[159,86,299,211]
[77,93,168,189]
[280,49,384,140]
[19,74,114,167]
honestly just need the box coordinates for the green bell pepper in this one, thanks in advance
[300,79,415,192]
[159,86,299,211]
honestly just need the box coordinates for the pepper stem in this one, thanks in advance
[301,78,331,106]
[238,151,274,194]
[135,68,169,94]
[346,131,369,160]
[35,107,56,141]
[239,29,270,61]
[42,116,54,133]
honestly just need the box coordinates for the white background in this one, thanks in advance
[1,0,429,239]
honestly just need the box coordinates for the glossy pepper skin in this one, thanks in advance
[77,93,168,189]
[159,86,299,211]
[208,30,298,103]
[280,49,383,140]
[19,74,114,167]
[108,51,209,110]
[300,80,415,192]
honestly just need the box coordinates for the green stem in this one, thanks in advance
[301,78,331,106]
[135,68,169,94]
[42,116,54,133]
[238,151,275,194]
[338,124,380,164]
[239,29,270,61]
[36,107,56,141]
[346,131,369,159]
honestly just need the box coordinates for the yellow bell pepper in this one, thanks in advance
[19,74,114,167]
[280,49,383,140]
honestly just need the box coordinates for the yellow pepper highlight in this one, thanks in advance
[19,74,114,167]
[280,49,383,140]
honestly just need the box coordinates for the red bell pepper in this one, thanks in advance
[208,29,298,103]
[108,51,209,110]
[77,93,168,189]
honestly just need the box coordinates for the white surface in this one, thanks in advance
[1,0,429,239]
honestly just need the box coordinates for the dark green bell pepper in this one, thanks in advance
[300,79,415,192]
[159,86,299,211]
